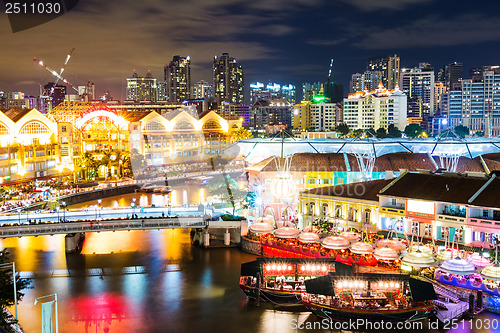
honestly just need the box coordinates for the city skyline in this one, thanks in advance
[1,0,500,100]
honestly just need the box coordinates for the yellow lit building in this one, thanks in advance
[0,102,242,183]
[298,179,392,231]
[292,101,311,130]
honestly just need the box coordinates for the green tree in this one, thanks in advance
[335,123,349,137]
[454,125,470,138]
[230,127,253,142]
[0,249,31,332]
[129,148,147,175]
[475,130,485,137]
[207,174,246,215]
[404,124,423,138]
[77,152,98,181]
[376,127,387,138]
[387,124,402,138]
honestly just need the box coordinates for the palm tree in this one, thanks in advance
[78,152,98,181]
[230,127,253,142]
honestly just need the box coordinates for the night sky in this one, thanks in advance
[1,0,500,100]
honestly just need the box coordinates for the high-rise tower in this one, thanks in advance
[213,53,244,104]
[164,55,191,102]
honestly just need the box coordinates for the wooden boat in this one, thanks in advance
[239,258,337,305]
[302,268,436,321]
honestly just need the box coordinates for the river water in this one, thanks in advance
[1,187,500,332]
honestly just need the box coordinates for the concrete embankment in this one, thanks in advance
[28,184,139,211]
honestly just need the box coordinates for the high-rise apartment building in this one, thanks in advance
[217,102,249,124]
[126,71,157,102]
[192,80,214,99]
[302,82,322,101]
[164,55,191,102]
[400,63,435,117]
[44,82,66,107]
[367,54,400,89]
[249,98,291,129]
[292,101,311,130]
[310,102,342,131]
[439,62,463,90]
[444,69,500,136]
[350,71,382,93]
[213,53,244,104]
[434,82,447,114]
[249,82,296,104]
[344,85,407,131]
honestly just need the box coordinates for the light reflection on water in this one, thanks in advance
[2,230,500,332]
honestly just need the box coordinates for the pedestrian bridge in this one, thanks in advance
[0,216,243,238]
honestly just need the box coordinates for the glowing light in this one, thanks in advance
[288,265,292,271]
[271,264,276,270]
[354,281,359,287]
[306,264,311,270]
[300,266,305,271]
[384,282,389,288]
[338,282,343,288]
[277,265,281,271]
[389,282,394,287]
[348,281,353,288]
[76,110,128,129]
[316,265,320,271]
[321,265,327,272]
[395,283,400,288]
[18,168,26,176]
[401,264,412,272]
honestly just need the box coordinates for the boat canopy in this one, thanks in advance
[408,278,437,302]
[241,260,261,277]
[304,275,335,296]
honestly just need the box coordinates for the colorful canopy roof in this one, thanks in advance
[436,250,456,262]
[401,249,436,267]
[340,231,360,242]
[302,225,319,233]
[321,236,350,250]
[481,265,500,281]
[350,241,375,254]
[274,227,300,239]
[374,246,400,261]
[439,257,476,275]
[298,232,320,244]
[249,222,275,234]
[467,253,493,269]
[408,244,433,255]
[376,239,407,252]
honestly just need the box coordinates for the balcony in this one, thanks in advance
[469,216,500,229]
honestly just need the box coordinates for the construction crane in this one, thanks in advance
[34,49,94,102]
[53,48,75,87]
[34,56,79,94]
[327,58,334,82]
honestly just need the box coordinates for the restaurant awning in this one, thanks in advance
[304,275,335,296]
[408,278,437,301]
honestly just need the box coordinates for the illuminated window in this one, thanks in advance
[203,120,222,130]
[411,221,419,236]
[19,121,50,135]
[0,123,9,135]
[424,224,432,237]
[145,121,165,131]
[174,121,194,130]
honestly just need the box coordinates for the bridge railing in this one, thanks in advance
[0,217,208,238]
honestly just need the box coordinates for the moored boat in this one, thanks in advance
[239,257,337,305]
[302,267,436,321]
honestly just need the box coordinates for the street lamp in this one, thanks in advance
[34,293,59,333]
[61,201,66,222]
[0,262,18,331]
[97,199,102,218]
[16,208,21,225]
[131,197,136,218]
[56,206,60,222]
